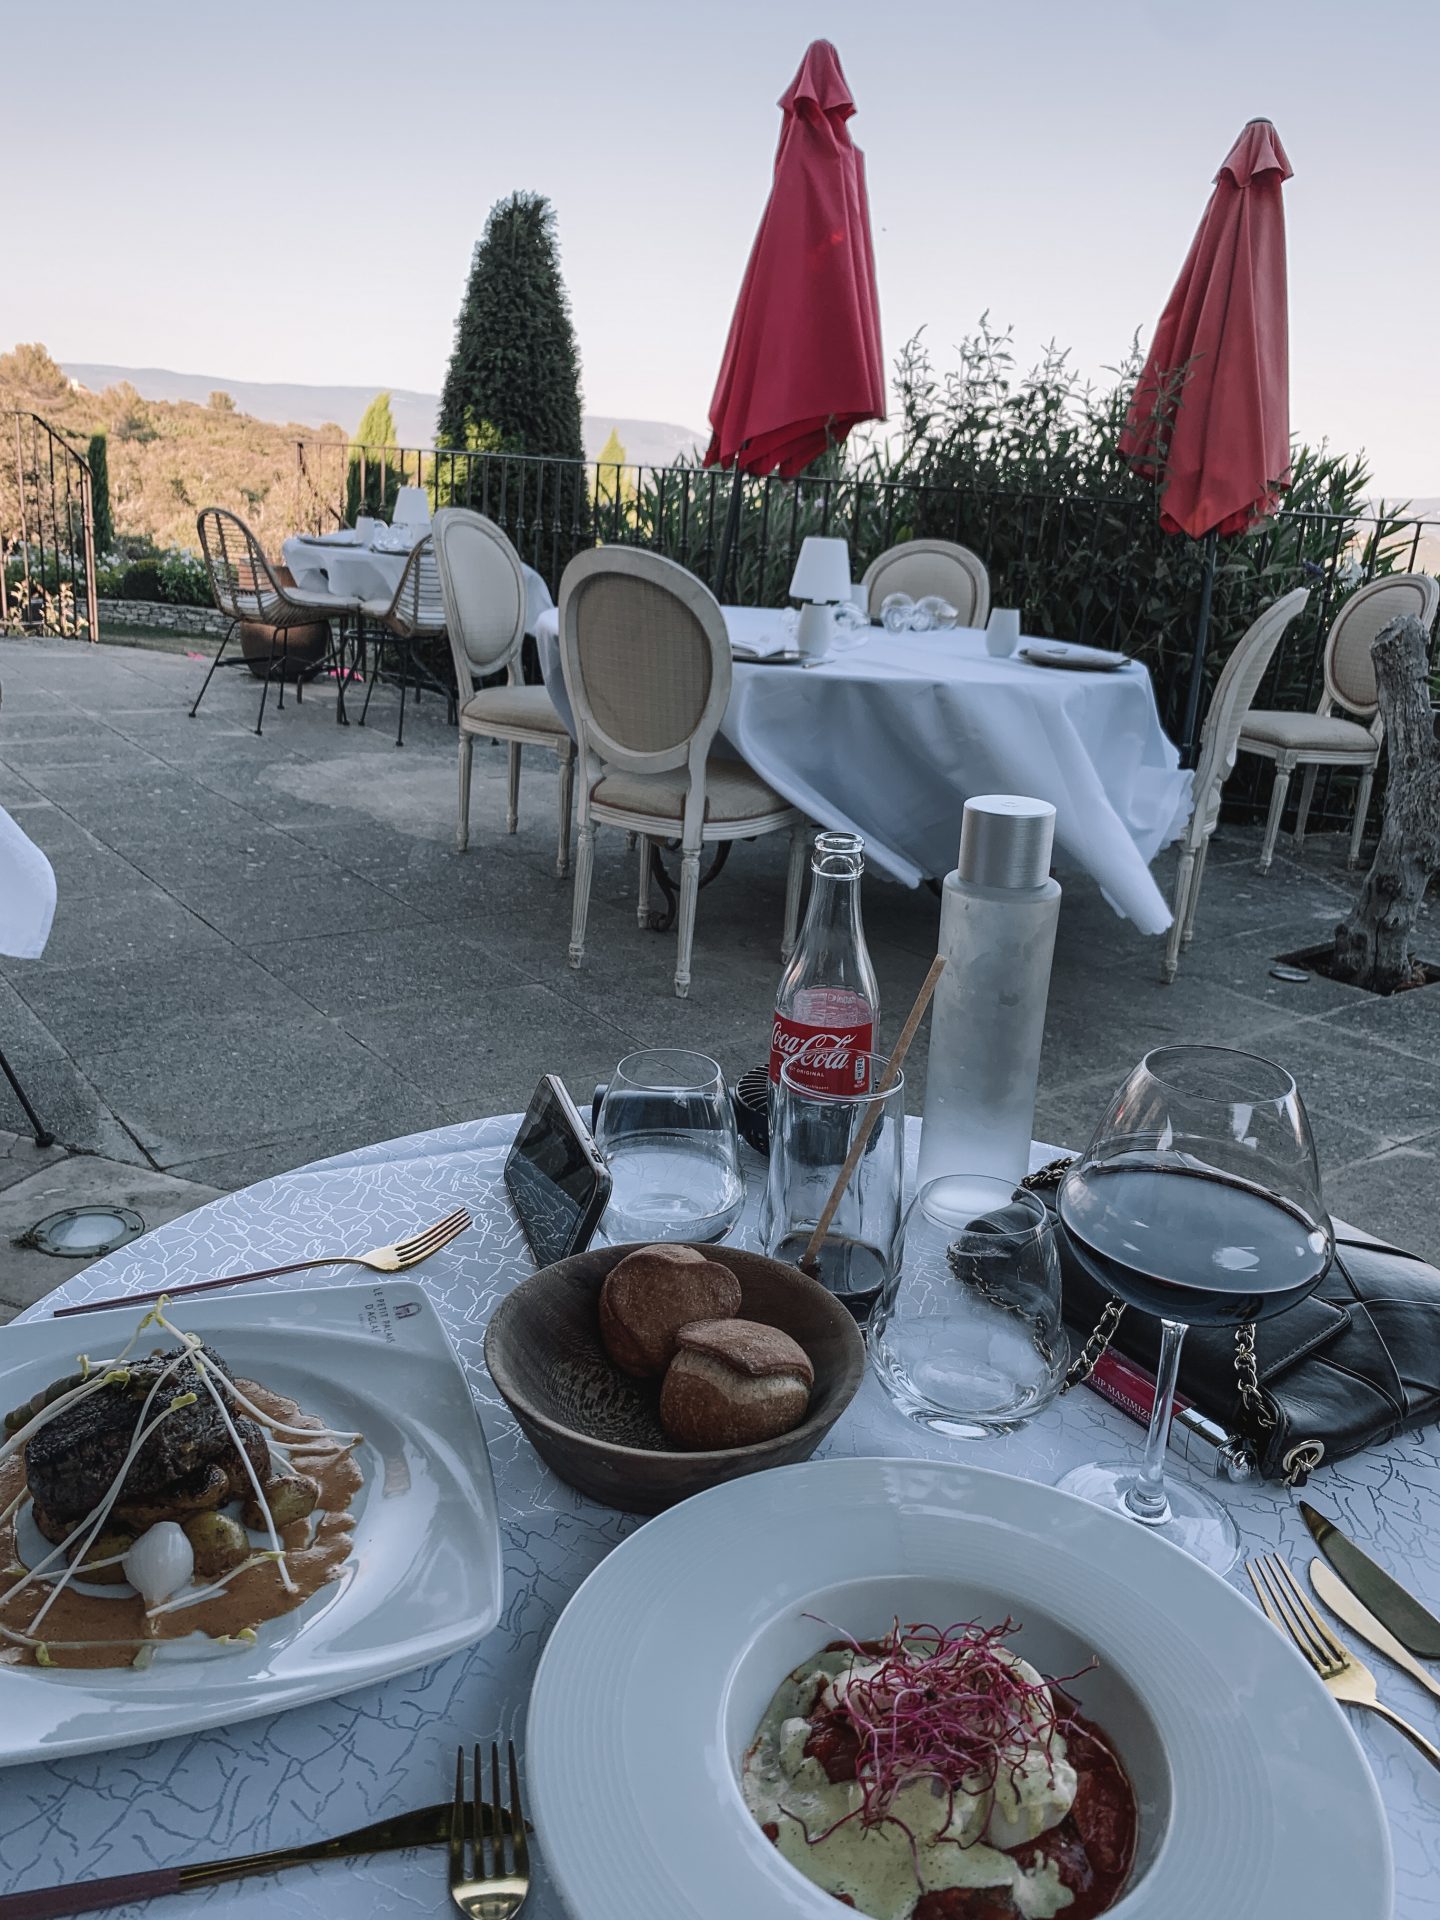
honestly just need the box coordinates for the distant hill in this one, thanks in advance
[62,364,704,471]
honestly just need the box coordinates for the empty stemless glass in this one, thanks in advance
[596,1050,743,1244]
[870,1177,1067,1437]
[1055,1044,1333,1573]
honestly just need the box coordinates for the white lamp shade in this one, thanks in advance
[789,535,851,604]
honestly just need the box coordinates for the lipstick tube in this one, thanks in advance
[1082,1349,1253,1482]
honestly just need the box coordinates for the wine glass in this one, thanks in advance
[1054,1045,1332,1572]
[595,1050,743,1245]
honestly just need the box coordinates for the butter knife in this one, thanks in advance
[1310,1558,1440,1704]
[1300,1499,1440,1660]
[0,1799,505,1920]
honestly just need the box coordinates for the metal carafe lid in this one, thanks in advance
[957,795,1055,890]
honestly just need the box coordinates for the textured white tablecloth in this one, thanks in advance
[0,804,55,958]
[535,607,1190,932]
[0,1115,1429,1918]
[282,534,554,634]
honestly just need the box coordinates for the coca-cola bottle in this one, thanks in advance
[770,832,880,1096]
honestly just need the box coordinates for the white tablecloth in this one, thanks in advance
[535,607,1190,933]
[1,1114,1431,1918]
[282,534,554,635]
[0,804,55,958]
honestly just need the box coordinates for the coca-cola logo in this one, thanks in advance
[771,1019,860,1071]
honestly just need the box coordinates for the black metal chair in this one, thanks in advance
[192,508,362,735]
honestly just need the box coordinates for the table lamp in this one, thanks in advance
[789,536,852,662]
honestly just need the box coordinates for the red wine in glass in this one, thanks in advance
[1059,1160,1332,1327]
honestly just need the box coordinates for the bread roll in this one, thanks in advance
[659,1318,814,1449]
[598,1244,742,1377]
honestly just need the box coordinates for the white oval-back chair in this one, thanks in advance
[1237,573,1440,873]
[558,548,807,998]
[1161,587,1310,983]
[431,507,576,876]
[861,539,991,628]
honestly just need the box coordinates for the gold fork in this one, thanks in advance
[449,1742,530,1920]
[1246,1551,1440,1770]
[55,1208,473,1317]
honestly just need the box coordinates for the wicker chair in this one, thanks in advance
[357,537,447,747]
[559,548,808,998]
[431,507,576,875]
[1161,588,1309,983]
[1237,573,1440,871]
[193,508,361,735]
[861,539,991,628]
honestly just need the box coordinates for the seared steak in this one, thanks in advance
[23,1345,270,1525]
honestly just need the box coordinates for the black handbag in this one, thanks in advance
[1027,1161,1440,1486]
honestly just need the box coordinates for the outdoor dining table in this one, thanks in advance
[281,532,555,637]
[534,606,1191,934]
[0,1111,1433,1918]
[0,802,55,961]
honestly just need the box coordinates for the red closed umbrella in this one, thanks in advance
[1120,118,1293,539]
[705,40,885,479]
[1121,120,1294,760]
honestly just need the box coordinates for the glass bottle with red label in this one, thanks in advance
[770,831,880,1096]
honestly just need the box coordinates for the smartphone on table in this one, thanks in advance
[504,1074,612,1268]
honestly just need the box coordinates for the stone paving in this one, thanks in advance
[0,632,1436,1319]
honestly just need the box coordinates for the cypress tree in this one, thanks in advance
[346,391,400,522]
[436,192,587,552]
[86,433,114,555]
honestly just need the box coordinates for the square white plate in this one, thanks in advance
[0,1282,502,1766]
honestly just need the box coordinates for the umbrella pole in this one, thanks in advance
[712,464,744,601]
[1180,529,1219,768]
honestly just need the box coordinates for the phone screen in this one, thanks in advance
[504,1078,608,1269]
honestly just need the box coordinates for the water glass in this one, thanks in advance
[986,607,1022,657]
[869,1177,1066,1437]
[761,1052,904,1320]
[880,592,915,633]
[595,1050,743,1244]
[916,596,958,630]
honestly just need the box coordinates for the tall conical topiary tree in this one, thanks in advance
[436,192,587,555]
[346,391,400,523]
[85,433,114,556]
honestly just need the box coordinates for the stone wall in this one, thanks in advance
[98,599,229,640]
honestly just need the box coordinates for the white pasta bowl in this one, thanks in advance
[527,1455,1390,1920]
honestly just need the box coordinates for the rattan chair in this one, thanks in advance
[1238,573,1440,871]
[357,537,447,747]
[193,508,361,735]
[1161,588,1310,983]
[861,539,991,628]
[559,548,808,998]
[431,507,575,875]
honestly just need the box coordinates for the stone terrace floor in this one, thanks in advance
[0,632,1436,1318]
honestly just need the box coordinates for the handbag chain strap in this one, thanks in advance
[1234,1319,1278,1430]
[1022,1155,1274,1414]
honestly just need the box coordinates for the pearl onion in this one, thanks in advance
[123,1522,195,1607]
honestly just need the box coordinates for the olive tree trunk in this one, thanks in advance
[1333,614,1440,993]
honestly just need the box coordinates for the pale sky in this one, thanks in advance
[4,0,1437,496]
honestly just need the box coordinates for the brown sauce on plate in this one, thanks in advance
[0,1382,361,1670]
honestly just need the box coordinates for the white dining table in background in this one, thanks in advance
[282,532,555,636]
[0,804,55,959]
[535,607,1191,934]
[0,1112,1432,1918]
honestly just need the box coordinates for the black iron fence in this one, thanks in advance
[0,413,100,640]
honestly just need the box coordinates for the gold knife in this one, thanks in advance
[1310,1558,1440,1705]
[0,1799,511,1920]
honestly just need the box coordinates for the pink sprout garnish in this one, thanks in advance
[800,1616,1089,1846]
